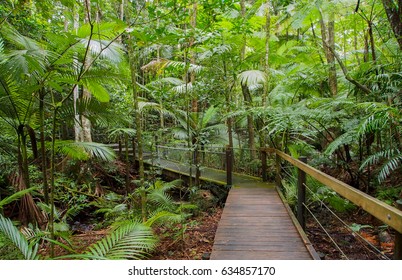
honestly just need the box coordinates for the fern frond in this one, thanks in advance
[324,130,356,156]
[360,149,402,182]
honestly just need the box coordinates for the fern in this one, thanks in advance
[324,130,356,156]
[0,214,39,260]
[360,148,402,182]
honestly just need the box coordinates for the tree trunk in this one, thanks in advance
[381,0,402,50]
[190,1,198,113]
[240,0,257,158]
[319,10,337,96]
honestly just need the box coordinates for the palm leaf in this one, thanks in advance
[0,187,39,209]
[238,70,267,86]
[81,222,156,260]
[0,214,39,260]
[53,140,116,161]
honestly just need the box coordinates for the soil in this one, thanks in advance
[305,207,395,260]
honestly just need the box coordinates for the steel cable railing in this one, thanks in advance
[303,183,390,260]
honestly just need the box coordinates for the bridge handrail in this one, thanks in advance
[263,148,402,234]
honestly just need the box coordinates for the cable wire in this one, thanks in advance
[304,183,391,260]
[304,204,349,260]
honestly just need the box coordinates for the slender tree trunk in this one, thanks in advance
[319,10,337,96]
[190,1,198,113]
[73,5,82,142]
[39,89,49,204]
[381,0,402,50]
[240,0,257,158]
[81,0,93,143]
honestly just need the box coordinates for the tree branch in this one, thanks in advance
[321,39,372,94]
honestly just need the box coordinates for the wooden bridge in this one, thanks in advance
[109,143,402,260]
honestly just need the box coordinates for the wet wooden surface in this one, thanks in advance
[210,187,315,260]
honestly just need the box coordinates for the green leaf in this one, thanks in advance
[0,214,39,260]
[82,79,110,103]
[0,187,39,209]
[79,221,156,260]
[238,70,267,86]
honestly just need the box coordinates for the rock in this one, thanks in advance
[378,231,392,243]
[202,252,210,260]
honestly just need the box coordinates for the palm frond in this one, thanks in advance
[145,210,186,227]
[108,128,136,140]
[82,221,156,260]
[0,214,39,260]
[53,140,116,161]
[171,82,193,94]
[0,187,39,209]
[238,70,267,86]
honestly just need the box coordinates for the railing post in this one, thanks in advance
[118,138,122,157]
[226,146,233,187]
[261,148,268,182]
[395,200,402,260]
[154,135,159,156]
[297,156,307,231]
[275,153,282,188]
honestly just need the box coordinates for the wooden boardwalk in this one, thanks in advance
[211,187,317,260]
[144,157,319,260]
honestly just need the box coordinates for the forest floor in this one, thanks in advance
[305,208,395,260]
[45,205,396,260]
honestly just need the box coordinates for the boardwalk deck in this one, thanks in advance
[144,157,319,260]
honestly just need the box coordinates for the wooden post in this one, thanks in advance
[154,135,159,157]
[226,146,233,187]
[118,138,122,158]
[275,153,282,188]
[297,156,307,230]
[261,148,268,182]
[395,200,402,260]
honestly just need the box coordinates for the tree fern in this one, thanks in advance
[0,214,39,260]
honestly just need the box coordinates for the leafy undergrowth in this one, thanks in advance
[151,208,223,260]
[38,206,397,260]
[38,208,223,260]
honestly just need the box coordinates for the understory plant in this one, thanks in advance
[0,213,157,260]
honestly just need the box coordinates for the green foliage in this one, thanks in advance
[375,186,402,205]
[0,187,38,210]
[79,221,157,260]
[0,214,39,260]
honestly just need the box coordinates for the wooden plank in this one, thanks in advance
[275,150,402,234]
[210,250,312,260]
